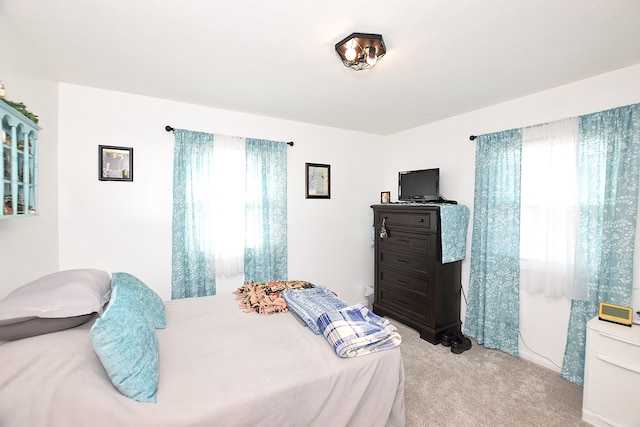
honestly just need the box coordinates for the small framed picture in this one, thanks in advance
[381,191,391,204]
[305,163,330,199]
[99,145,133,182]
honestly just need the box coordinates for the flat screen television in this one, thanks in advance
[398,168,440,202]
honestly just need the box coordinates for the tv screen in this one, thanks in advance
[398,168,440,202]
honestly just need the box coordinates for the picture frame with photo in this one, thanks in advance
[99,145,133,182]
[381,191,391,204]
[305,163,330,199]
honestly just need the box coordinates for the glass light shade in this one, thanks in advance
[366,47,377,66]
[334,33,386,71]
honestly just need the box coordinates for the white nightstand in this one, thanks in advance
[582,317,640,426]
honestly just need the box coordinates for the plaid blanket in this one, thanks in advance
[317,304,401,358]
[282,287,348,334]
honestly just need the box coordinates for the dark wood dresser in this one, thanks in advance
[371,204,462,344]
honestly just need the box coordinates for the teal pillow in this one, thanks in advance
[90,285,159,403]
[111,272,166,329]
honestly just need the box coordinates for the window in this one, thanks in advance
[210,135,246,277]
[520,118,579,297]
[171,130,288,299]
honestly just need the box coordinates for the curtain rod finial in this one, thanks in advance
[469,135,477,141]
[165,125,175,132]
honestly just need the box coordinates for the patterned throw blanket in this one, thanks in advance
[238,284,401,358]
[234,280,315,314]
[317,304,402,358]
[282,287,348,334]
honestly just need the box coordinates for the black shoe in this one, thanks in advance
[451,333,472,354]
[441,329,457,347]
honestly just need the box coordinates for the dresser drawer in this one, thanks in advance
[379,248,431,276]
[378,287,429,324]
[583,356,639,426]
[587,324,640,367]
[379,229,433,254]
[378,210,436,231]
[379,268,428,295]
[582,318,640,427]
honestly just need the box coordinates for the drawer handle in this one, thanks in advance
[396,280,408,286]
[397,259,409,264]
[418,219,424,223]
[597,331,640,347]
[595,353,640,374]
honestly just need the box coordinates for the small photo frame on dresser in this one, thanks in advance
[99,145,133,182]
[381,191,391,204]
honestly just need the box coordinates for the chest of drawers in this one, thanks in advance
[372,204,462,344]
[582,317,640,426]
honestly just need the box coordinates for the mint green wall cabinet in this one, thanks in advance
[1,99,40,219]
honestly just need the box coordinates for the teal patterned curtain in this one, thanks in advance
[561,104,640,385]
[172,132,290,297]
[171,129,216,299]
[464,129,522,357]
[244,138,288,282]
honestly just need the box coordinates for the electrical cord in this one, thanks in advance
[518,331,562,370]
[461,285,562,370]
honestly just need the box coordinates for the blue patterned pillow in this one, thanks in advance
[90,286,159,403]
[111,272,166,329]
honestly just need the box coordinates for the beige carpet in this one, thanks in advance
[395,320,590,427]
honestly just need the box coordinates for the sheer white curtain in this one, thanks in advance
[520,118,579,297]
[210,134,246,277]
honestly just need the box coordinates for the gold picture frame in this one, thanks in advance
[381,191,391,204]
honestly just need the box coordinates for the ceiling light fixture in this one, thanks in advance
[334,33,386,71]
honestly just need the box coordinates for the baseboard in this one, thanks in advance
[581,409,616,427]
[518,347,562,373]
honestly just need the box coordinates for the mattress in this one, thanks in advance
[0,293,405,426]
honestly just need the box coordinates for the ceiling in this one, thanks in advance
[2,0,640,135]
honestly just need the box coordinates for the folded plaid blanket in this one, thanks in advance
[317,304,401,358]
[282,287,348,334]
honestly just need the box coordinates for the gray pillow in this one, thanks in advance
[0,269,111,341]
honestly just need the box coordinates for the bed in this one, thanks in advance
[0,271,405,427]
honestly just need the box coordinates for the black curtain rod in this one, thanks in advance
[469,135,477,141]
[165,125,294,146]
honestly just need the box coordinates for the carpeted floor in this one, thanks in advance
[395,320,591,427]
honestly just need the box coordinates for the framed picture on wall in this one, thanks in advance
[305,163,330,199]
[99,145,133,182]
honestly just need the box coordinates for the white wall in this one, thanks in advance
[3,20,639,375]
[57,83,385,304]
[384,63,640,371]
[0,15,59,297]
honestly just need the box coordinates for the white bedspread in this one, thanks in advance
[0,293,405,427]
